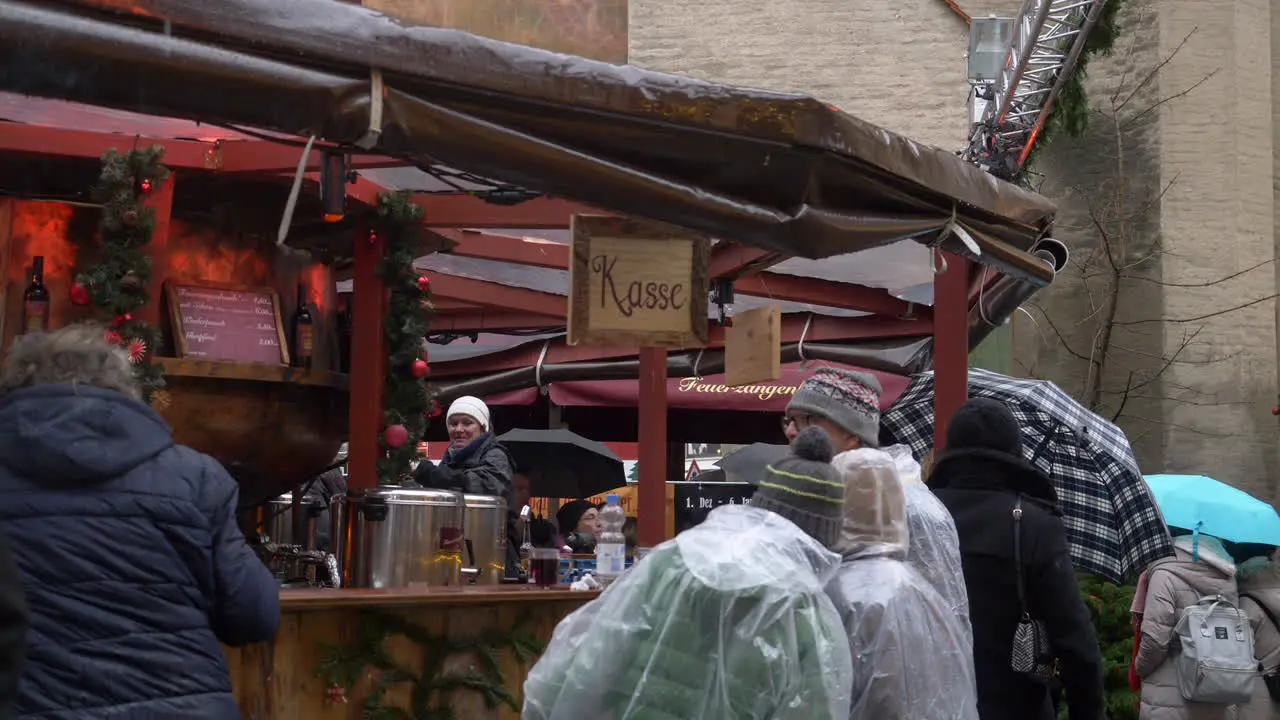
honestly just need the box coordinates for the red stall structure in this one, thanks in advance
[0,0,1068,715]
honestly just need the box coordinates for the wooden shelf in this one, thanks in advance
[279,585,600,610]
[154,356,349,389]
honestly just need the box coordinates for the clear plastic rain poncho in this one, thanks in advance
[827,449,979,720]
[522,504,854,720]
[884,444,972,643]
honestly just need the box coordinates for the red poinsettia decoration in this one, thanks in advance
[126,338,148,364]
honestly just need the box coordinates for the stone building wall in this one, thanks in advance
[628,0,1280,499]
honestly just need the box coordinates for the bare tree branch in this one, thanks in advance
[1111,371,1135,422]
[1120,393,1250,408]
[1120,256,1279,288]
[1113,294,1280,325]
[1114,27,1198,114]
[1024,304,1092,362]
[1122,70,1220,131]
[1116,413,1232,438]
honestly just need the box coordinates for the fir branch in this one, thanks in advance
[313,608,546,716]
[372,191,436,485]
[73,146,170,403]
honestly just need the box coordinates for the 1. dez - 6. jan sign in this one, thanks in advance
[567,215,710,348]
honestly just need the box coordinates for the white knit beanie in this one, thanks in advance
[446,396,491,432]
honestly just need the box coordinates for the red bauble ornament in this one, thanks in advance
[70,283,91,306]
[139,178,152,194]
[429,400,444,418]
[384,424,409,448]
[366,230,378,245]
[1272,407,1279,417]
[324,683,347,705]
[111,313,133,328]
[411,359,429,378]
[417,275,430,292]
[103,330,122,346]
[121,209,139,227]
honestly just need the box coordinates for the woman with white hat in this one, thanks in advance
[412,396,514,499]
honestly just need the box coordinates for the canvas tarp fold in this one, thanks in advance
[0,0,1057,282]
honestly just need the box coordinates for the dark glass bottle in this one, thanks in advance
[22,256,50,334]
[292,284,314,370]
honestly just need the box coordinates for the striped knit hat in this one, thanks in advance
[754,426,845,548]
[786,367,882,448]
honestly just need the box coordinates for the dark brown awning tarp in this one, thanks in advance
[0,0,1057,283]
[430,335,935,401]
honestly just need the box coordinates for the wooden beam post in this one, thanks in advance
[637,346,669,548]
[348,227,386,491]
[933,250,969,451]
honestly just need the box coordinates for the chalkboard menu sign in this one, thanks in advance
[165,282,290,365]
[673,482,756,534]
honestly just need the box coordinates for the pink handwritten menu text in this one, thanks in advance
[166,283,288,365]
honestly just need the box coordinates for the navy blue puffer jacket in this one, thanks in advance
[0,383,281,719]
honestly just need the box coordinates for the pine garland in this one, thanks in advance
[1027,0,1126,169]
[314,609,545,718]
[373,191,434,485]
[73,147,169,403]
[1070,573,1139,720]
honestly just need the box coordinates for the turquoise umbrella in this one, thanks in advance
[1144,474,1280,545]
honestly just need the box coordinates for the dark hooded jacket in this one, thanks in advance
[414,432,514,499]
[0,384,281,719]
[0,530,27,720]
[929,398,1104,720]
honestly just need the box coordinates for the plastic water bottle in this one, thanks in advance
[594,494,627,585]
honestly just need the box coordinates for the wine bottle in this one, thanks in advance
[22,256,50,334]
[292,284,314,369]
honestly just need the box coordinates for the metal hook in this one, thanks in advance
[930,204,981,275]
[929,246,949,275]
[276,135,317,248]
[797,313,813,362]
[534,340,550,392]
[354,68,385,151]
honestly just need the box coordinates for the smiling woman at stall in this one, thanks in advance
[413,396,514,499]
[413,396,520,576]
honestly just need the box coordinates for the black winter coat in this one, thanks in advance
[930,447,1105,720]
[0,531,27,720]
[0,384,281,719]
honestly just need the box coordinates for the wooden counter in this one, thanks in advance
[227,586,599,720]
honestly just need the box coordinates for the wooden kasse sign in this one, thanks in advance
[673,482,756,534]
[165,282,290,365]
[567,215,710,348]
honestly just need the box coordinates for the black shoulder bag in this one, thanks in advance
[1241,592,1280,701]
[1011,496,1056,682]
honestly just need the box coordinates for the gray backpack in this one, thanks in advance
[1172,594,1257,704]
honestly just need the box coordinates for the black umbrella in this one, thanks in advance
[717,443,789,486]
[496,429,626,499]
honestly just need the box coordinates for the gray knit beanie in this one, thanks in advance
[786,367,883,448]
[753,427,845,548]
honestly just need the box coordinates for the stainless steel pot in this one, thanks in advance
[262,492,324,550]
[335,487,466,589]
[462,494,508,585]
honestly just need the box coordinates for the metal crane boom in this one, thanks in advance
[963,0,1110,182]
